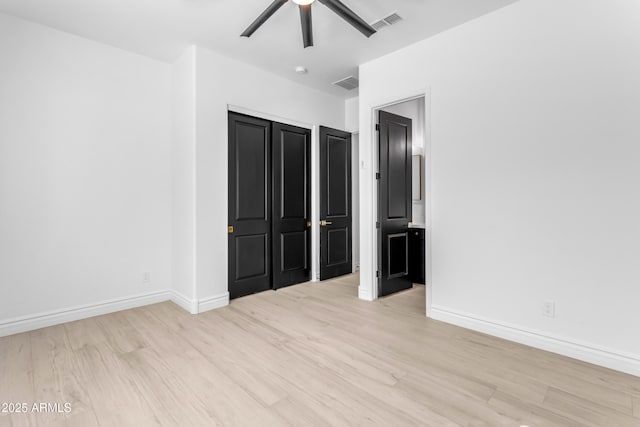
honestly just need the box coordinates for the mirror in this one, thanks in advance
[412,154,422,201]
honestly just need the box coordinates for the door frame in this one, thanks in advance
[228,105,321,283]
[363,90,433,317]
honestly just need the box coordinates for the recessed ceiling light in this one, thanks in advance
[295,66,308,74]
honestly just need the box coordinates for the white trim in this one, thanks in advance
[198,292,230,313]
[227,105,315,130]
[170,290,198,314]
[363,89,432,316]
[0,291,171,337]
[0,287,235,337]
[431,305,640,377]
[425,283,433,318]
[358,286,374,301]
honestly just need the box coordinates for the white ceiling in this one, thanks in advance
[0,0,519,98]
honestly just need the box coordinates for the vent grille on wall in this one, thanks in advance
[370,12,403,31]
[333,76,359,91]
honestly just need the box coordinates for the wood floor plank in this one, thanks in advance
[93,311,148,355]
[487,390,580,427]
[118,348,222,426]
[0,333,37,427]
[392,373,514,426]
[518,345,640,397]
[63,318,107,351]
[29,325,98,427]
[270,396,334,427]
[3,273,640,426]
[72,342,163,426]
[543,387,640,427]
[154,346,286,426]
[179,317,292,408]
[494,344,637,413]
[121,303,291,422]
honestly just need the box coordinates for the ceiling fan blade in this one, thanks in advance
[317,0,376,38]
[241,0,288,38]
[299,4,314,48]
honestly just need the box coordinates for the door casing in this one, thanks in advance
[363,91,432,314]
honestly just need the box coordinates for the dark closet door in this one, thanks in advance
[319,126,352,280]
[378,110,412,296]
[272,123,311,289]
[228,113,272,299]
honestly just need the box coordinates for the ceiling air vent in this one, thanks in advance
[370,12,403,31]
[333,75,359,91]
[383,12,403,26]
[370,19,389,31]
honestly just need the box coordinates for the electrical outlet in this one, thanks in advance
[542,300,555,318]
[143,272,151,284]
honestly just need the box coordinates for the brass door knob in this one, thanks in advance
[320,220,333,226]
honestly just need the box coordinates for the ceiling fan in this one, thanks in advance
[241,0,376,48]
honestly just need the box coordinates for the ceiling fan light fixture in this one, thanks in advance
[241,0,376,48]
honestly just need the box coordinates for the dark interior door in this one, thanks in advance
[319,126,352,280]
[228,113,272,299]
[378,110,412,296]
[272,123,311,289]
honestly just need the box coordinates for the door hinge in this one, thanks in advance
[375,172,380,180]
[375,124,380,131]
[376,221,380,229]
[306,220,312,228]
[227,225,234,234]
[376,270,381,278]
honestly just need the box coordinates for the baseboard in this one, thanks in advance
[198,292,229,313]
[0,287,234,337]
[358,286,374,301]
[0,291,171,338]
[170,291,198,314]
[431,305,640,378]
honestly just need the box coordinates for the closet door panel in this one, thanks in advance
[272,122,311,289]
[228,113,272,299]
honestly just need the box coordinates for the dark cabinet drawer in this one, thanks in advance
[408,228,425,285]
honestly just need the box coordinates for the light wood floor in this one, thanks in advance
[1,274,640,426]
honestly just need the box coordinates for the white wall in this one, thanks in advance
[358,0,640,375]
[345,97,359,133]
[175,47,345,305]
[0,14,173,326]
[171,47,197,310]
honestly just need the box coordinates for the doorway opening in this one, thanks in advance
[373,95,430,307]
